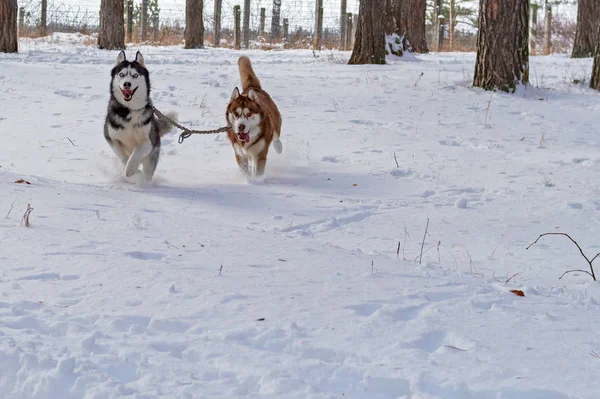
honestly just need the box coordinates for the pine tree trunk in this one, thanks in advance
[97,0,125,50]
[348,0,386,64]
[407,0,427,52]
[388,0,428,53]
[590,23,600,90]
[572,0,600,58]
[473,0,529,92]
[0,0,18,53]
[184,0,204,49]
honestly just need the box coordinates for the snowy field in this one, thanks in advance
[2,33,600,398]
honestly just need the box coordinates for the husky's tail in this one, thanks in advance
[238,56,262,91]
[156,111,178,137]
[271,136,283,154]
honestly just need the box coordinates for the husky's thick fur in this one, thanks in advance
[226,56,282,177]
[103,51,176,180]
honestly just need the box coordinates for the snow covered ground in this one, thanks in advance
[1,34,600,398]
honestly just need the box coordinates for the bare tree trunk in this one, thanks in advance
[572,0,600,58]
[543,4,551,55]
[271,0,281,39]
[98,0,125,50]
[213,0,222,46]
[449,0,455,51]
[432,0,441,51]
[242,0,250,49]
[0,0,18,53]
[529,3,538,55]
[340,0,347,49]
[141,0,148,40]
[348,0,386,64]
[184,0,204,48]
[590,23,600,90]
[233,5,241,49]
[473,0,529,92]
[40,0,47,36]
[259,8,265,36]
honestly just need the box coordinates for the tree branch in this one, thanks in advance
[527,232,597,281]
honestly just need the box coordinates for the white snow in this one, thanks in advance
[1,34,600,398]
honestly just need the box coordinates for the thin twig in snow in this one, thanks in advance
[419,218,430,265]
[403,226,410,260]
[527,232,598,281]
[440,243,459,270]
[394,152,399,168]
[505,272,521,283]
[5,197,18,219]
[485,93,493,128]
[489,225,512,260]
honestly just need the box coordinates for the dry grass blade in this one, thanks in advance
[21,204,34,227]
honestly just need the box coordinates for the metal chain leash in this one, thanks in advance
[152,106,230,144]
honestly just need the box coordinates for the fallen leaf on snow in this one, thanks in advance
[510,290,525,297]
[15,179,31,185]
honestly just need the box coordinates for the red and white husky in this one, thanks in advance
[226,56,282,177]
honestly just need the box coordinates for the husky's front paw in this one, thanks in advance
[124,164,138,178]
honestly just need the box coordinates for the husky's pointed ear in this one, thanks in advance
[247,88,258,102]
[135,51,145,67]
[115,50,126,66]
[231,87,240,101]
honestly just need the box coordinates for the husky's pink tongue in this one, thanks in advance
[121,89,134,100]
[238,133,250,142]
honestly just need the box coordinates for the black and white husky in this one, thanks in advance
[103,51,176,180]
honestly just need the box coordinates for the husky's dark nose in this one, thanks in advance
[238,124,246,132]
[123,82,132,89]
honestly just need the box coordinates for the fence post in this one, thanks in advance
[346,13,353,50]
[529,3,538,55]
[127,0,133,42]
[141,0,148,41]
[234,5,241,50]
[313,0,323,49]
[18,7,24,36]
[214,0,222,46]
[543,5,551,55]
[271,0,281,39]
[243,0,250,48]
[40,0,47,36]
[340,0,346,50]
[283,18,289,43]
[259,7,265,37]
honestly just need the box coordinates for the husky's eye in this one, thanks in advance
[245,112,252,118]
[235,111,241,117]
[119,73,126,78]
[132,73,139,79]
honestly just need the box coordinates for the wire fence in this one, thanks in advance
[17,0,360,33]
[16,0,576,52]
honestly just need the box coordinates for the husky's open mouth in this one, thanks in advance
[237,132,250,142]
[121,87,138,102]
